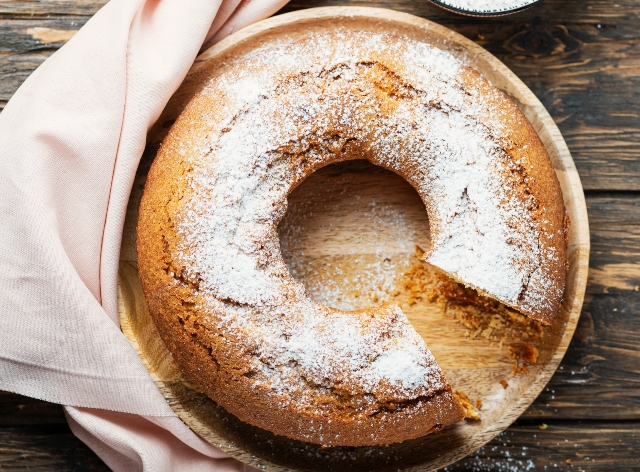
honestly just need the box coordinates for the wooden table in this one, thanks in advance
[1,0,638,470]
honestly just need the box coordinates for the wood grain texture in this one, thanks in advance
[3,390,639,471]
[0,392,108,471]
[0,1,104,17]
[0,391,68,427]
[0,17,85,105]
[542,194,640,422]
[117,7,588,471]
[444,419,640,471]
[0,427,108,472]
[1,0,639,470]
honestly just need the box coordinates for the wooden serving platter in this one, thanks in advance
[118,7,589,471]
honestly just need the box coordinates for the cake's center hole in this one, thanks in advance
[278,160,430,310]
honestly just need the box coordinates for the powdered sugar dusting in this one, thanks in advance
[171,31,555,418]
[372,348,431,389]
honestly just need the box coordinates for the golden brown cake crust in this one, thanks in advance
[137,31,567,446]
[441,66,568,324]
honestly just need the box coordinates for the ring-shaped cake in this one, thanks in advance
[137,31,568,446]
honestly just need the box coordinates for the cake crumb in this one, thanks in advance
[499,379,508,389]
[454,390,481,420]
[400,249,545,348]
[566,458,573,465]
[539,423,548,430]
[476,398,482,410]
[509,343,539,376]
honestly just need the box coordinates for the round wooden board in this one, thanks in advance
[118,7,589,471]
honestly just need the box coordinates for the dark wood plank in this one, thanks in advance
[585,193,640,294]
[446,420,640,471]
[0,392,108,471]
[0,391,69,426]
[0,1,105,18]
[0,18,85,104]
[282,0,640,20]
[518,194,640,421]
[2,391,639,471]
[0,427,109,471]
[524,290,640,421]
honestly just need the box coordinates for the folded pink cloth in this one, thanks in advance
[0,0,287,469]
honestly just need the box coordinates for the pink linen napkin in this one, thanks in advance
[0,0,287,469]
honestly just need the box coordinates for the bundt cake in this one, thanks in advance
[137,31,568,446]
